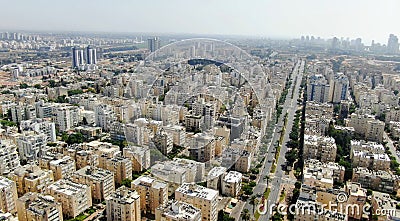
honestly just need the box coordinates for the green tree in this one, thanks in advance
[48,80,57,87]
[242,185,253,195]
[241,209,250,221]
[20,83,29,89]
[33,84,42,89]
[121,179,132,188]
[218,211,235,221]
[272,212,283,221]
[249,195,259,213]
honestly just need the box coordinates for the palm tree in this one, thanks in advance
[249,196,259,214]
[241,209,250,221]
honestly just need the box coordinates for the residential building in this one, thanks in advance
[175,183,219,221]
[98,156,132,185]
[49,156,76,181]
[47,179,92,218]
[123,145,151,172]
[131,176,168,215]
[303,159,345,189]
[156,201,201,221]
[10,165,54,196]
[163,125,186,147]
[295,199,347,221]
[0,177,18,215]
[17,192,63,221]
[151,158,205,184]
[106,186,141,221]
[188,133,216,162]
[0,139,20,175]
[75,150,99,169]
[303,135,337,163]
[345,182,367,220]
[152,130,173,155]
[17,132,47,162]
[53,105,79,132]
[329,72,349,103]
[71,166,115,203]
[207,167,227,192]
[371,191,400,221]
[148,37,160,52]
[351,151,390,171]
[352,167,400,193]
[307,74,330,103]
[349,113,384,142]
[221,171,242,197]
[221,147,252,173]
[20,119,56,142]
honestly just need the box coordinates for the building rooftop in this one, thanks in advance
[107,186,139,205]
[176,183,218,201]
[0,176,14,189]
[207,167,227,180]
[223,171,242,183]
[158,200,201,220]
[49,156,74,166]
[132,175,168,189]
[74,166,113,181]
[48,179,89,196]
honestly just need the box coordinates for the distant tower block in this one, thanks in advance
[148,37,160,52]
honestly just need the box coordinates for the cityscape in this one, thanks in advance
[1,1,400,221]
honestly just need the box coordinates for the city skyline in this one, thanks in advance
[1,0,399,44]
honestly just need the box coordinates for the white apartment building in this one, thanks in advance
[123,145,151,172]
[349,113,385,142]
[163,125,186,147]
[20,118,56,142]
[221,171,242,197]
[156,200,201,221]
[151,158,205,184]
[52,105,79,132]
[17,132,47,162]
[207,167,227,191]
[303,135,337,163]
[0,139,20,175]
[175,183,218,221]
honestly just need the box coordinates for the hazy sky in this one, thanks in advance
[1,0,399,44]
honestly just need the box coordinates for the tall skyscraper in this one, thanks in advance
[72,47,85,69]
[86,45,97,65]
[387,34,399,54]
[148,37,160,52]
[307,74,330,103]
[329,72,349,103]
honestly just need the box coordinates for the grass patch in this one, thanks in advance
[66,214,88,221]
[264,188,271,198]
[279,192,286,202]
